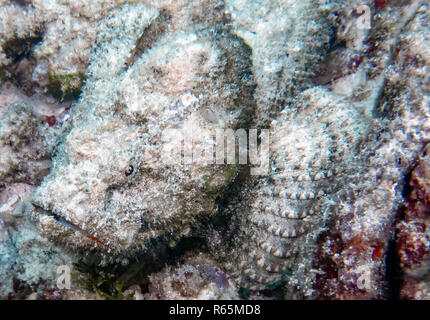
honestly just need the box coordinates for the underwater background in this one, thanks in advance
[0,0,429,300]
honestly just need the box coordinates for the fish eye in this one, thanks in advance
[125,165,134,176]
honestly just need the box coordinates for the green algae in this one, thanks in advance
[47,71,85,101]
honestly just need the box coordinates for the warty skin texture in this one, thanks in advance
[32,2,255,264]
[0,0,428,300]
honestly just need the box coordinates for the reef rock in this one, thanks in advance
[398,144,430,300]
[212,0,430,299]
[0,0,134,97]
[141,253,238,300]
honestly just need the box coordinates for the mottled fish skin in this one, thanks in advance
[219,87,371,292]
[33,2,255,257]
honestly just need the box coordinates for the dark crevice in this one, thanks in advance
[385,234,403,300]
[3,33,43,64]
[73,235,206,298]
[203,164,251,251]
[401,170,414,200]
[8,278,33,300]
[384,160,418,299]
[1,31,44,95]
[10,0,32,7]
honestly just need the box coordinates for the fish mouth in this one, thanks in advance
[32,202,111,250]
[32,201,163,253]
